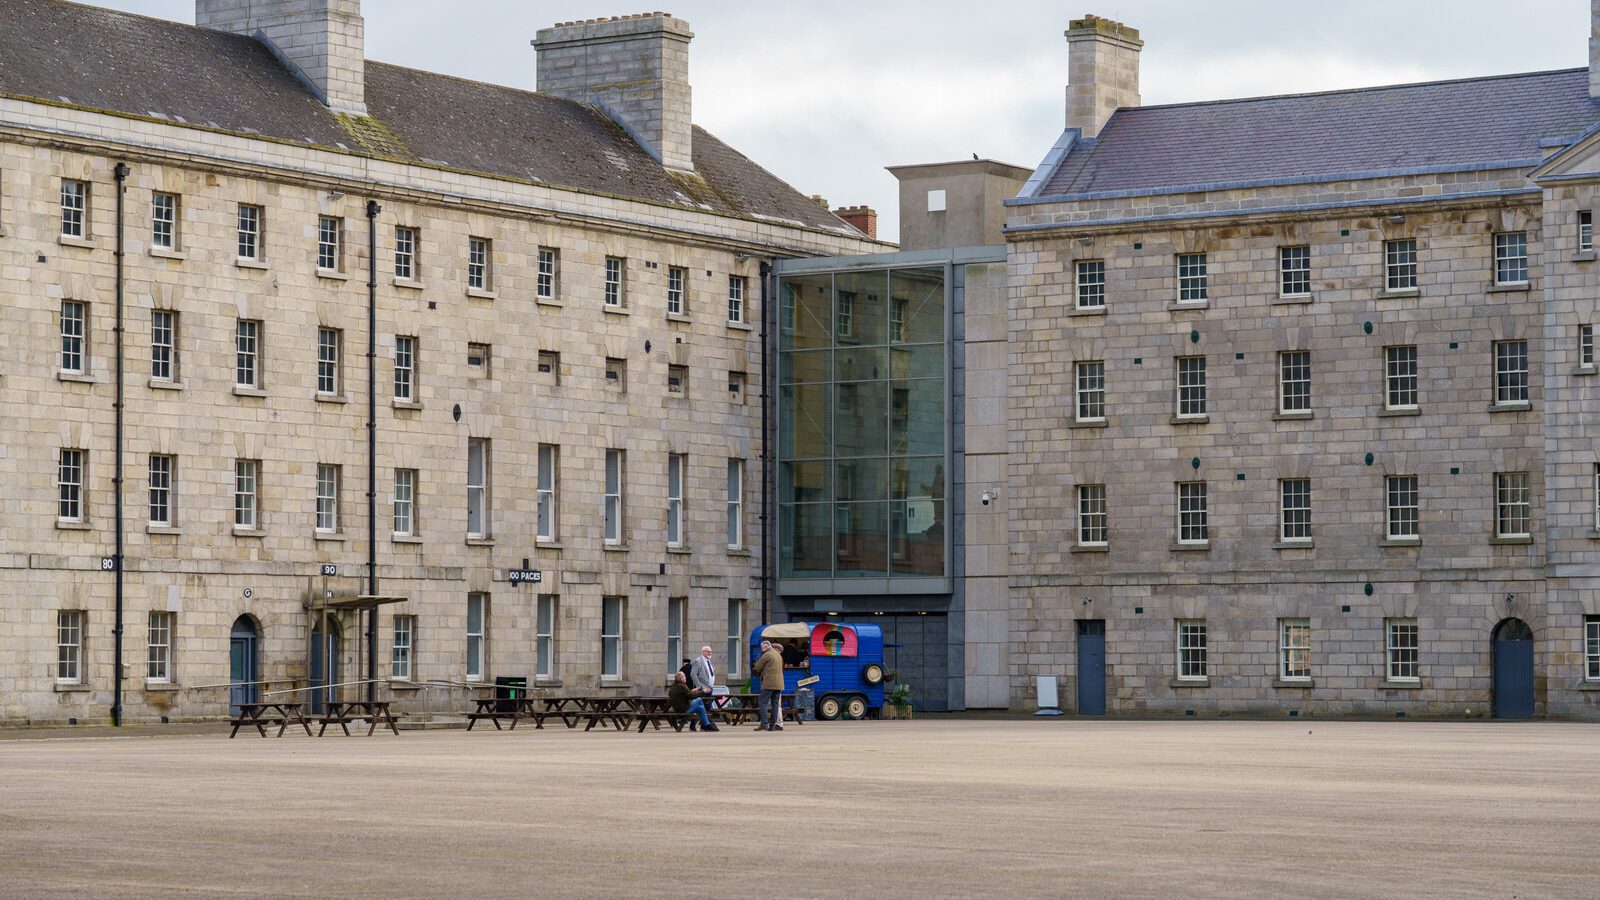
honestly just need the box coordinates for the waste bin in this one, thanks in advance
[795,687,815,722]
[495,676,527,713]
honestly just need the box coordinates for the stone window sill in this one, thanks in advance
[726,321,753,332]
[536,540,563,550]
[1069,306,1107,317]
[1273,679,1314,689]
[666,546,693,555]
[1170,678,1210,688]
[58,235,96,249]
[56,520,92,531]
[1379,407,1420,418]
[1171,415,1209,426]
[233,385,266,398]
[1273,410,1313,422]
[465,537,495,547]
[314,531,346,542]
[392,278,424,291]
[389,680,423,691]
[666,313,692,324]
[535,678,564,688]
[727,547,752,557]
[391,399,422,411]
[1572,251,1596,263]
[235,258,268,270]
[598,680,632,690]
[1489,535,1533,545]
[1379,680,1422,690]
[1576,681,1600,691]
[1273,294,1314,306]
[58,371,97,384]
[1172,541,1210,552]
[1071,419,1108,430]
[466,287,498,301]
[603,543,630,552]
[1573,365,1596,376]
[144,682,181,692]
[315,393,348,405]
[392,534,423,544]
[149,247,186,261]
[1487,282,1531,293]
[1167,300,1209,312]
[1380,538,1420,548]
[1273,540,1313,550]
[1381,287,1420,298]
[603,305,631,316]
[233,527,265,539]
[1071,544,1109,554]
[535,296,562,308]
[1489,402,1531,413]
[316,269,350,282]
[54,683,91,693]
[148,379,184,391]
[146,526,183,536]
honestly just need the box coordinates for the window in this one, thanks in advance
[604,449,625,545]
[317,216,342,271]
[150,310,177,382]
[148,454,174,527]
[667,266,686,315]
[467,237,490,291]
[1581,325,1594,369]
[728,371,746,403]
[1386,475,1419,540]
[601,596,624,678]
[537,247,559,300]
[1385,239,1417,291]
[727,600,745,677]
[727,458,744,549]
[536,595,558,679]
[316,464,339,533]
[1494,232,1528,285]
[1075,259,1106,310]
[147,611,175,683]
[234,460,259,529]
[1386,618,1419,682]
[1279,478,1311,543]
[667,364,686,395]
[237,204,262,261]
[236,320,261,389]
[537,350,560,383]
[467,438,489,539]
[58,449,84,522]
[60,179,87,238]
[466,593,488,681]
[1494,340,1529,405]
[57,611,83,684]
[728,275,746,323]
[1581,211,1594,254]
[605,357,626,391]
[1495,472,1530,539]
[1075,361,1105,422]
[1176,620,1207,680]
[1176,356,1207,418]
[1279,619,1310,681]
[60,300,86,373]
[837,292,854,338]
[151,192,178,250]
[394,226,417,281]
[1176,253,1208,302]
[394,335,415,402]
[667,454,685,548]
[1279,245,1311,297]
[467,343,490,379]
[1177,481,1208,544]
[393,468,416,537]
[537,444,559,542]
[1586,616,1600,681]
[604,256,625,307]
[1278,350,1310,414]
[1078,484,1107,546]
[391,615,414,680]
[316,327,341,396]
[1385,345,1418,410]
[667,597,687,673]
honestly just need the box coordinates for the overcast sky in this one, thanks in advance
[103,1,1589,242]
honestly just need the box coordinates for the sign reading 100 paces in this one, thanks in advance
[507,569,542,584]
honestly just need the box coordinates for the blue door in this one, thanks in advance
[228,615,259,716]
[309,619,341,715]
[1492,618,1534,720]
[1076,619,1106,715]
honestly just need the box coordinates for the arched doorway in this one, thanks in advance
[1492,618,1534,720]
[229,616,260,716]
[309,618,342,715]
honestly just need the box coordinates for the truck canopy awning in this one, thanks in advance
[761,622,811,639]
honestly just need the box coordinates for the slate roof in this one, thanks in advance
[0,0,849,232]
[1038,68,1600,198]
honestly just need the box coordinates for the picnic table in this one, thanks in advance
[316,700,400,736]
[229,701,312,738]
[708,693,804,726]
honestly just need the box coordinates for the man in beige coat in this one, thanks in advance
[751,639,786,731]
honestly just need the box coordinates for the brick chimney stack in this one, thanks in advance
[198,0,368,116]
[534,13,696,173]
[833,206,878,240]
[1064,14,1142,139]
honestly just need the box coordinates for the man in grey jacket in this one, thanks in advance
[690,645,717,694]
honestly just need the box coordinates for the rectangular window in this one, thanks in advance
[1386,618,1419,682]
[1495,471,1530,539]
[667,266,686,316]
[1075,259,1106,310]
[150,310,177,382]
[537,350,560,383]
[1279,245,1311,297]
[316,327,341,395]
[667,453,685,548]
[1385,346,1418,410]
[605,357,626,391]
[1494,340,1529,405]
[890,297,908,343]
[151,192,177,250]
[58,448,84,522]
[1280,478,1311,543]
[1385,239,1417,291]
[393,468,416,537]
[234,460,259,529]
[1176,253,1208,302]
[601,596,625,678]
[467,237,490,291]
[1278,350,1310,414]
[1078,484,1107,546]
[1585,616,1600,681]
[1176,356,1207,418]
[604,448,625,544]
[394,226,417,281]
[727,599,745,677]
[1279,618,1310,681]
[1386,475,1419,540]
[1176,620,1208,680]
[604,256,625,307]
[147,611,174,683]
[237,204,262,261]
[1177,481,1208,544]
[394,335,415,402]
[536,444,559,542]
[466,593,487,681]
[391,615,414,680]
[837,292,854,337]
[317,216,341,271]
[1494,232,1528,285]
[1581,325,1594,369]
[57,610,83,684]
[467,343,491,379]
[537,247,558,300]
[728,275,746,323]
[61,179,87,238]
[315,464,339,533]
[1075,361,1105,422]
[536,595,558,679]
[667,364,686,395]
[60,300,86,373]
[667,596,687,674]
[148,454,174,527]
[1581,211,1594,254]
[467,438,489,539]
[727,458,744,549]
[235,320,261,389]
[728,371,746,403]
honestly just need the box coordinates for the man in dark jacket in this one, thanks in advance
[668,672,716,732]
[751,640,786,731]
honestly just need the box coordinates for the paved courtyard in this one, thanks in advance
[0,718,1596,898]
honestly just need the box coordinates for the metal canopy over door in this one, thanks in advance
[1076,619,1106,715]
[1492,618,1535,720]
[309,618,342,715]
[228,615,259,716]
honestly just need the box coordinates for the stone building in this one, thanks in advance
[0,0,883,725]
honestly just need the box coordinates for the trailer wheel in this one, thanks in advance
[862,663,885,685]
[816,695,842,720]
[845,696,868,720]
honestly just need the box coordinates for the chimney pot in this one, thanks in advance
[1065,13,1142,139]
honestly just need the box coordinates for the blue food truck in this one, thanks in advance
[749,621,887,719]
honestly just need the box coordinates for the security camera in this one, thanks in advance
[980,490,993,506]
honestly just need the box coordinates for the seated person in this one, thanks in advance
[668,672,717,732]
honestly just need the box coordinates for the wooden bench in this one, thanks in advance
[317,701,400,736]
[633,710,696,732]
[229,701,312,738]
[466,698,525,731]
